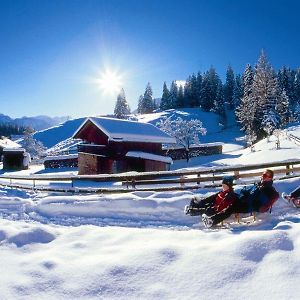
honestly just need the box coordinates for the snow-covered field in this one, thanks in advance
[1,117,300,299]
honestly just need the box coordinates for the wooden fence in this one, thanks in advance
[0,159,299,193]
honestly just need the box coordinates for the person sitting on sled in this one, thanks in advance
[282,186,300,208]
[233,169,279,214]
[184,176,238,228]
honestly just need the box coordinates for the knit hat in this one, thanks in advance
[222,176,234,187]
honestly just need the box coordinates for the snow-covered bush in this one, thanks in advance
[157,117,207,161]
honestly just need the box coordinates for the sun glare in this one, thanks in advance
[98,69,123,95]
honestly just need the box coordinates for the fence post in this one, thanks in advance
[197,173,201,185]
[33,180,35,189]
[180,175,185,187]
[132,178,136,189]
[234,170,239,180]
[286,164,291,176]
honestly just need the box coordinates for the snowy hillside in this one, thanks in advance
[33,117,86,148]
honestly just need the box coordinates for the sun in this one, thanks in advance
[98,69,123,95]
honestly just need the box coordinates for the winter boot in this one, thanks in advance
[202,214,213,228]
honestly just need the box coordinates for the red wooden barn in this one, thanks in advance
[72,117,176,175]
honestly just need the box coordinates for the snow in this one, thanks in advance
[0,137,21,149]
[3,147,25,153]
[73,117,176,144]
[126,151,173,163]
[1,113,300,299]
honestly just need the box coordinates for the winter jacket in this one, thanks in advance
[214,189,238,213]
[236,181,279,213]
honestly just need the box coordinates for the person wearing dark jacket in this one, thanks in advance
[185,176,238,227]
[233,169,279,214]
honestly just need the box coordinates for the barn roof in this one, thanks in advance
[73,117,176,144]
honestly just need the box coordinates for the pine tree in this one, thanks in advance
[294,102,300,121]
[233,74,243,108]
[236,64,254,137]
[251,51,280,139]
[114,88,131,119]
[224,65,235,109]
[293,68,300,115]
[200,67,221,111]
[214,78,225,118]
[177,85,184,108]
[160,82,170,111]
[278,66,295,106]
[140,82,154,114]
[183,76,192,108]
[196,72,202,106]
[20,132,47,159]
[276,89,291,127]
[168,81,178,109]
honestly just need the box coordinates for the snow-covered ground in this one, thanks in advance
[1,117,300,299]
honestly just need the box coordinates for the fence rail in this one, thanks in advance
[0,159,299,193]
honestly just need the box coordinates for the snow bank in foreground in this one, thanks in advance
[1,218,300,299]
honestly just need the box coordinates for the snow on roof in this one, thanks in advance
[3,147,25,153]
[73,117,176,144]
[126,151,173,164]
[0,138,21,149]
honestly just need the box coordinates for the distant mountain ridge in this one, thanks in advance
[0,113,70,131]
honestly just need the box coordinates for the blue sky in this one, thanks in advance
[1,0,300,118]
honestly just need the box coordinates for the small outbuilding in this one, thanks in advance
[0,137,21,161]
[2,148,28,170]
[72,117,176,175]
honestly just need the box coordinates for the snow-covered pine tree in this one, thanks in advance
[214,78,226,119]
[196,72,203,106]
[236,64,255,139]
[262,109,280,142]
[251,50,280,140]
[157,117,207,162]
[160,82,170,110]
[276,88,291,127]
[114,88,131,119]
[177,85,184,108]
[233,74,243,109]
[294,102,300,121]
[140,83,154,114]
[20,130,47,159]
[200,67,220,111]
[168,81,178,109]
[224,65,235,109]
[189,74,199,107]
[293,69,300,117]
[278,66,295,107]
[183,76,192,108]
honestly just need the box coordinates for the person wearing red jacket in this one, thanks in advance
[185,176,238,227]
